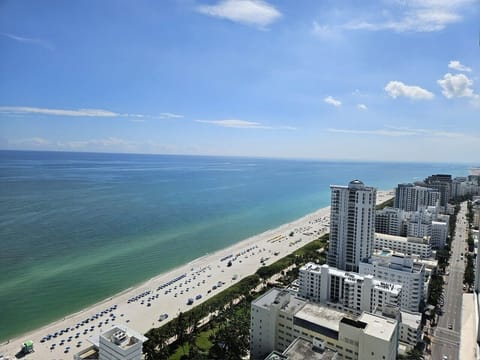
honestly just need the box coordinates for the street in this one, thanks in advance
[431,202,469,360]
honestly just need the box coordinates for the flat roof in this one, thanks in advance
[283,337,338,360]
[400,310,421,328]
[358,313,397,342]
[295,303,349,333]
[87,324,148,351]
[252,288,306,315]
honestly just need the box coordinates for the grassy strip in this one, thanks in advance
[376,197,394,210]
[144,233,328,359]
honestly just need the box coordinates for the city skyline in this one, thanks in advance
[1,0,479,162]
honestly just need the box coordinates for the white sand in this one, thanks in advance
[0,190,394,359]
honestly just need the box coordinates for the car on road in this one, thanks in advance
[448,324,453,330]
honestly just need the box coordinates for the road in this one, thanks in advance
[431,202,469,360]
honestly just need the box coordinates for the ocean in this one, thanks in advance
[0,150,471,341]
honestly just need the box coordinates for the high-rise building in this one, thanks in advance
[298,263,402,314]
[328,180,376,272]
[424,174,452,208]
[394,184,440,212]
[375,207,406,236]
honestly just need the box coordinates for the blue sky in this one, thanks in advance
[0,0,479,162]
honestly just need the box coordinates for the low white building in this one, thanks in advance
[250,288,399,360]
[298,263,402,315]
[74,324,147,360]
[399,310,423,346]
[359,253,425,312]
[250,289,306,359]
[340,312,398,360]
[378,305,422,347]
[407,210,432,238]
[374,233,432,258]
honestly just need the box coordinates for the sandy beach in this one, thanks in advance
[1,190,393,359]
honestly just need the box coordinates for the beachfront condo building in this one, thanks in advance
[359,252,426,312]
[328,180,376,272]
[250,288,399,360]
[394,184,440,212]
[423,174,452,208]
[297,262,402,314]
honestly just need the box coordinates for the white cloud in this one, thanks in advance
[196,119,270,129]
[312,21,335,38]
[437,73,475,99]
[196,0,282,27]
[0,106,183,120]
[328,127,466,138]
[1,32,54,50]
[343,0,474,32]
[324,96,342,107]
[385,81,434,100]
[59,137,135,149]
[448,60,472,72]
[357,104,368,110]
[159,112,184,119]
[10,137,52,145]
[0,106,120,117]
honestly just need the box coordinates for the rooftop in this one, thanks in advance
[253,288,306,315]
[295,303,349,333]
[89,324,147,350]
[282,337,338,360]
[375,233,430,245]
[358,313,397,342]
[400,310,422,328]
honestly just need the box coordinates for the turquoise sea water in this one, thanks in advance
[0,150,471,341]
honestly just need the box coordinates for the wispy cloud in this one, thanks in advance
[448,60,472,72]
[0,106,183,120]
[1,32,53,50]
[385,81,434,100]
[343,0,474,33]
[196,0,282,28]
[357,104,368,111]
[312,21,335,39]
[0,106,119,117]
[324,96,342,107]
[10,137,52,146]
[196,119,270,129]
[159,112,184,119]
[195,119,296,130]
[328,127,466,138]
[58,137,135,149]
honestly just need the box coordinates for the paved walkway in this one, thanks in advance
[460,293,477,359]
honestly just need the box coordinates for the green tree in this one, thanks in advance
[208,305,250,360]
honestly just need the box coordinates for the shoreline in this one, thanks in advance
[1,190,394,358]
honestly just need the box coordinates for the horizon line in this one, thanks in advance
[0,148,477,166]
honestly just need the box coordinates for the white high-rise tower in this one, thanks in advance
[328,180,376,272]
